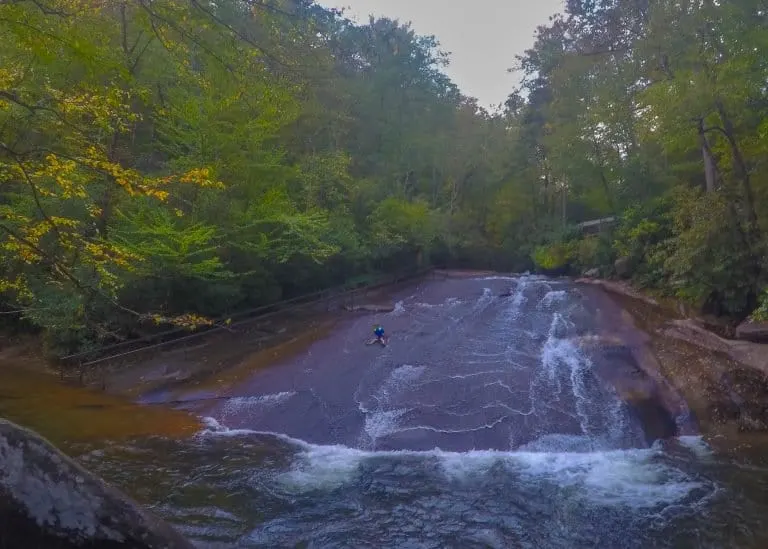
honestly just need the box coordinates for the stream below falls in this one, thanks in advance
[70,275,768,548]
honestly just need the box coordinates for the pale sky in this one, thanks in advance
[325,0,565,109]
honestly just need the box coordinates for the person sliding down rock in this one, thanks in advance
[367,324,388,346]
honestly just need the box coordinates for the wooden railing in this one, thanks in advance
[59,265,436,373]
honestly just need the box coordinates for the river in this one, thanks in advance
[66,275,768,548]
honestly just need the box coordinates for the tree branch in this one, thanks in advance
[0,90,91,137]
[0,221,144,319]
[128,29,145,55]
[701,125,730,139]
[9,151,65,243]
[0,0,70,17]
[188,0,290,71]
[129,35,154,74]
[136,0,239,75]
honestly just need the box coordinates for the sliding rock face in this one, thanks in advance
[0,419,194,549]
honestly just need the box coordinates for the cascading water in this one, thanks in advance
[74,275,768,548]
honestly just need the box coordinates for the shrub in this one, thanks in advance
[663,187,759,317]
[613,197,672,262]
[571,234,615,273]
[532,242,574,272]
[752,290,768,321]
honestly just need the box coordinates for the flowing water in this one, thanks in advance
[70,275,768,548]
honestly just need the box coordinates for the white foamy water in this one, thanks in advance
[539,313,582,391]
[473,287,494,311]
[291,444,705,508]
[197,416,264,438]
[414,296,462,309]
[504,276,532,319]
[357,364,427,446]
[363,408,408,444]
[389,300,406,316]
[376,364,425,400]
[197,422,708,511]
[677,435,714,459]
[524,292,638,448]
[540,290,568,309]
[221,392,297,417]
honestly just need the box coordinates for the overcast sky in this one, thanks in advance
[324,0,565,109]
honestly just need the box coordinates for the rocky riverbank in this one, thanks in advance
[577,277,768,463]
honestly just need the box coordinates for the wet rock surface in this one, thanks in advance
[572,288,693,444]
[736,320,768,343]
[165,276,692,452]
[0,419,194,549]
[719,367,768,432]
[343,303,395,313]
[601,288,768,466]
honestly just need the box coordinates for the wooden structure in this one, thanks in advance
[576,217,617,235]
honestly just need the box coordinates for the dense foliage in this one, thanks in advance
[2,0,767,354]
[518,0,768,321]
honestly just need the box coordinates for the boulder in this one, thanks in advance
[735,320,768,343]
[614,257,632,279]
[0,419,194,549]
[583,268,600,278]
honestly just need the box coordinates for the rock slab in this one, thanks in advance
[0,418,195,549]
[343,303,395,313]
[735,320,768,343]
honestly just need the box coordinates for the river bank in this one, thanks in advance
[0,365,199,450]
[577,277,768,463]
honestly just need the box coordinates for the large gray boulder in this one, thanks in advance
[0,419,194,549]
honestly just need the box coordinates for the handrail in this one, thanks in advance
[60,265,435,368]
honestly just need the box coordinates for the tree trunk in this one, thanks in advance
[697,119,719,193]
[714,99,758,231]
[712,100,762,298]
[561,183,567,227]
[591,140,616,213]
